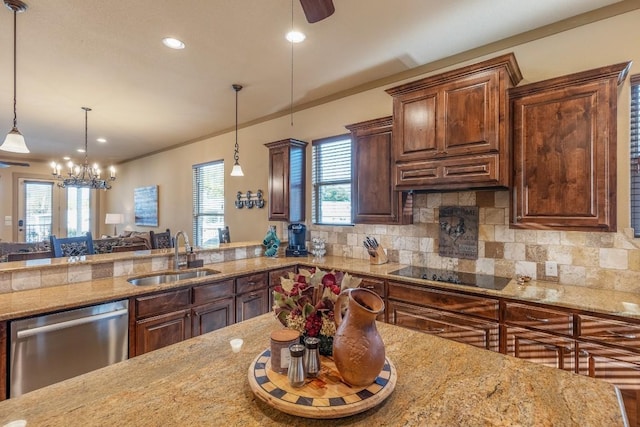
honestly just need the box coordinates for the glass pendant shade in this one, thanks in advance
[230,163,244,176]
[0,127,28,153]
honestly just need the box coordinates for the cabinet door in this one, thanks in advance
[265,139,307,222]
[393,87,439,162]
[192,298,234,336]
[135,309,191,355]
[504,326,575,372]
[267,144,290,221]
[388,300,498,351]
[440,70,500,157]
[0,322,6,401]
[236,289,269,323]
[347,116,411,224]
[510,62,629,231]
[577,342,640,427]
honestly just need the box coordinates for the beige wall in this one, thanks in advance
[2,10,639,248]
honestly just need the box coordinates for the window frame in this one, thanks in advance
[192,160,225,246]
[631,74,640,237]
[311,133,353,226]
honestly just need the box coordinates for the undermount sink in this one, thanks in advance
[127,268,221,286]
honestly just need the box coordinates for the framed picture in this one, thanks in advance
[134,185,159,227]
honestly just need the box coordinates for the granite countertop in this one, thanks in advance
[1,255,640,322]
[0,314,626,426]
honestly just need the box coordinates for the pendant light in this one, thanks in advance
[230,83,244,177]
[0,0,29,153]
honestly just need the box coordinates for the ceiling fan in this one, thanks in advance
[299,0,335,23]
[0,160,30,168]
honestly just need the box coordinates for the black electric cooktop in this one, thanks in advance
[389,266,511,290]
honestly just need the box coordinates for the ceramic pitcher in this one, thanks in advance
[333,288,385,386]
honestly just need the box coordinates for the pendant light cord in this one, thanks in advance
[233,84,242,165]
[83,107,91,166]
[290,0,294,126]
[12,8,17,128]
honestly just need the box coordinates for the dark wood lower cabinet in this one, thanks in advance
[191,297,234,336]
[503,326,576,372]
[135,309,192,355]
[388,300,498,351]
[236,289,269,323]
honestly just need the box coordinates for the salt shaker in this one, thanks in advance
[287,344,306,388]
[304,337,321,378]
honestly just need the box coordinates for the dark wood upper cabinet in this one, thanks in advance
[346,116,412,224]
[509,62,631,231]
[386,53,522,191]
[265,139,308,222]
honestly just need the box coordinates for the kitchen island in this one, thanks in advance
[0,314,627,426]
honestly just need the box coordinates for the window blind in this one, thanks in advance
[312,135,352,225]
[24,181,53,242]
[192,160,224,246]
[631,74,640,236]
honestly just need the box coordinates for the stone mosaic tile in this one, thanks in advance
[525,245,547,263]
[599,248,628,270]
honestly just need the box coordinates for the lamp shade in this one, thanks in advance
[105,213,124,236]
[0,128,29,153]
[105,213,124,225]
[230,164,244,177]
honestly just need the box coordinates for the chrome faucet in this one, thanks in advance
[174,231,191,270]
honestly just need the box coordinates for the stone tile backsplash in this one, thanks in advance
[309,190,640,294]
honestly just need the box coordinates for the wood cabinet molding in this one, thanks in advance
[510,61,631,231]
[386,53,522,191]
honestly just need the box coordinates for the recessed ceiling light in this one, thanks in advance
[63,156,70,160]
[286,31,305,43]
[97,137,107,143]
[77,148,85,153]
[162,37,185,49]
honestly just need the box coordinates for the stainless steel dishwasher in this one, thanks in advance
[9,299,129,397]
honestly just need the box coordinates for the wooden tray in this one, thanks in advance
[248,348,396,419]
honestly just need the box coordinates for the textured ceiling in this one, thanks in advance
[0,0,630,165]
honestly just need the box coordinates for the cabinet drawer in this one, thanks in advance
[388,300,498,351]
[192,279,234,305]
[504,302,573,337]
[236,272,268,294]
[578,315,640,351]
[388,281,499,320]
[505,326,576,372]
[357,276,386,298]
[136,288,191,319]
[395,154,500,190]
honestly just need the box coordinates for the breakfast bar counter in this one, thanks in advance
[0,314,626,426]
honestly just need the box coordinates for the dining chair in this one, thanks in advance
[50,232,95,257]
[150,228,173,249]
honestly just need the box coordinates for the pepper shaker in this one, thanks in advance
[304,337,321,378]
[287,344,306,388]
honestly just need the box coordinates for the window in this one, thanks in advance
[23,181,53,243]
[631,74,640,236]
[312,134,352,225]
[193,160,224,246]
[66,187,91,237]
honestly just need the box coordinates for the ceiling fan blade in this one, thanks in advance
[299,0,335,23]
[0,160,30,168]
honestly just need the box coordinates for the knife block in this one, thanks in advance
[369,245,388,265]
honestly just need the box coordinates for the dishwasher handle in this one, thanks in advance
[16,308,129,339]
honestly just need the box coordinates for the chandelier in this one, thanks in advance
[51,107,116,190]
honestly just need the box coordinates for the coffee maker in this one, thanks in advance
[286,223,308,257]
